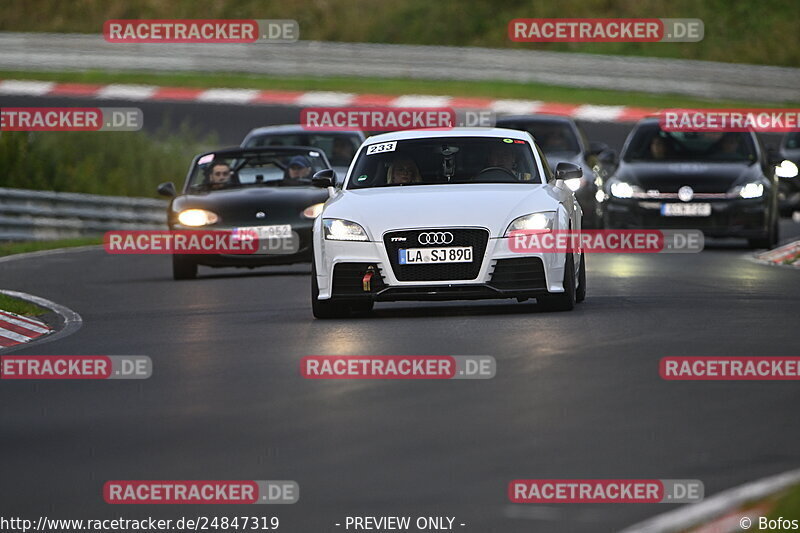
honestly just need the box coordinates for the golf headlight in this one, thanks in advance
[177,208,218,227]
[303,203,325,219]
[610,181,642,199]
[735,182,764,199]
[323,218,369,241]
[776,160,799,178]
[565,177,583,191]
[505,212,555,235]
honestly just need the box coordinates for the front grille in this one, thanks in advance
[383,228,489,281]
[331,262,385,297]
[489,257,547,290]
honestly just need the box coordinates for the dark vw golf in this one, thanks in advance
[157,146,332,279]
[603,118,779,248]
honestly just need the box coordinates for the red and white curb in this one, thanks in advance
[0,79,658,123]
[0,309,52,348]
[756,240,800,267]
[619,468,800,533]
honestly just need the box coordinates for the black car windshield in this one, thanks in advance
[346,137,541,189]
[498,121,580,155]
[245,133,360,167]
[187,149,329,192]
[624,125,758,163]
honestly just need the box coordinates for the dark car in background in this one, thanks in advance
[241,125,365,184]
[495,114,615,228]
[157,146,333,279]
[777,131,800,216]
[604,118,779,248]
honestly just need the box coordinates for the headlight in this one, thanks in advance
[564,177,582,191]
[776,160,799,178]
[302,203,325,219]
[323,218,369,241]
[737,182,764,199]
[610,181,642,199]
[505,212,555,236]
[177,208,219,227]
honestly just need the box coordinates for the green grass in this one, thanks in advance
[0,121,216,197]
[1,0,798,67]
[0,293,46,317]
[0,237,102,257]
[1,69,796,109]
[767,484,800,520]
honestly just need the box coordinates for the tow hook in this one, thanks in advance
[362,266,376,292]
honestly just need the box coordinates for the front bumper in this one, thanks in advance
[314,230,568,301]
[169,223,314,267]
[604,197,770,238]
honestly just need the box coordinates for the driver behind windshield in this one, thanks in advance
[207,161,234,190]
[286,155,313,182]
[387,155,422,185]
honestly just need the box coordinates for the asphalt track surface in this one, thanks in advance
[1,95,799,532]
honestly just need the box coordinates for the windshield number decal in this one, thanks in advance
[366,142,397,155]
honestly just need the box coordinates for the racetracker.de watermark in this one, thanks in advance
[104,231,261,254]
[660,109,800,132]
[300,107,495,131]
[0,356,151,380]
[0,108,142,131]
[301,356,496,379]
[103,19,298,43]
[660,357,800,380]
[509,18,703,42]
[508,230,704,254]
[103,481,299,504]
[509,479,704,503]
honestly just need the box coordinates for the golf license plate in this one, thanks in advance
[661,203,711,217]
[399,246,473,264]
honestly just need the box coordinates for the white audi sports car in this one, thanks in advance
[309,128,586,318]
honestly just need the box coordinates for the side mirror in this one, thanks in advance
[157,182,177,197]
[554,161,583,181]
[312,169,336,188]
[588,141,609,156]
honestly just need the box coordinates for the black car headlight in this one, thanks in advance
[177,208,219,227]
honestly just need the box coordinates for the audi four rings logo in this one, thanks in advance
[418,232,454,245]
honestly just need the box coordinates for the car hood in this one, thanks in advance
[614,161,763,192]
[323,183,559,238]
[172,186,329,226]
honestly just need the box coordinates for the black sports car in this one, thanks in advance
[495,114,615,228]
[157,146,333,279]
[777,131,800,216]
[603,118,779,249]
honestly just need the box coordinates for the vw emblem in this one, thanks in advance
[678,186,694,202]
[255,211,266,218]
[418,231,454,245]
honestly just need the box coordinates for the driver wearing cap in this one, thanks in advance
[286,155,313,182]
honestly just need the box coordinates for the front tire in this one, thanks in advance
[172,254,197,280]
[311,261,352,319]
[538,253,576,312]
[576,252,586,303]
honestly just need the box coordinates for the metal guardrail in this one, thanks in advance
[1,32,799,102]
[0,187,167,241]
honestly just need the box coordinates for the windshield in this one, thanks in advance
[346,137,541,189]
[498,121,581,155]
[624,124,758,163]
[245,133,360,167]
[187,149,329,192]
